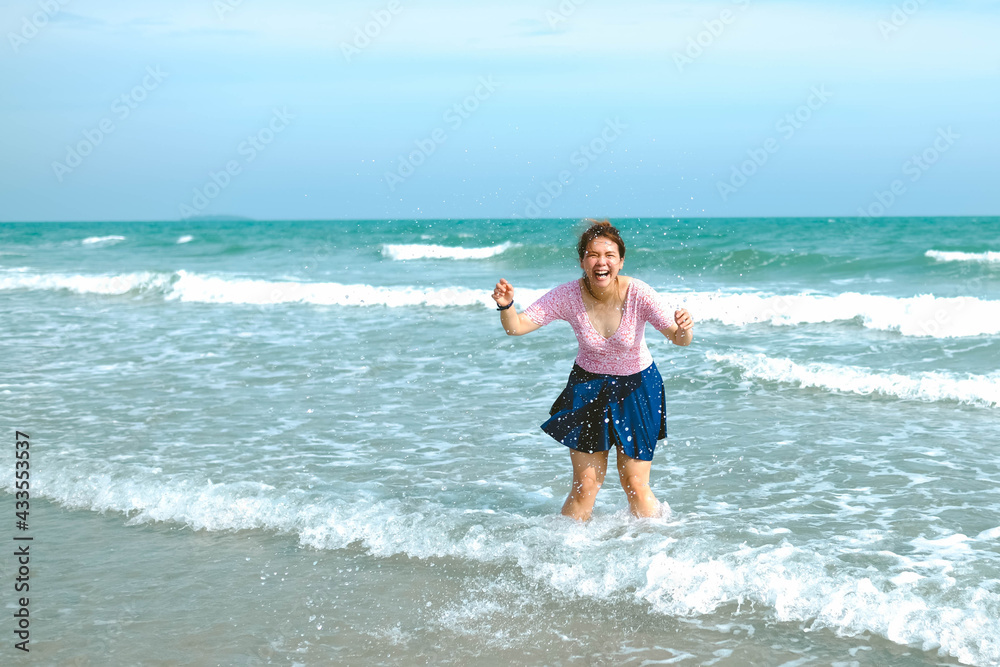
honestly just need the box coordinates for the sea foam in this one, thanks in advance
[81,235,126,246]
[166,271,524,307]
[0,270,172,296]
[707,351,1000,407]
[926,250,1000,264]
[669,291,1000,338]
[3,270,999,338]
[5,463,998,666]
[381,242,516,260]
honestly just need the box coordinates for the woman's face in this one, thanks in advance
[580,235,624,288]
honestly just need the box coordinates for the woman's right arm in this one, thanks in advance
[493,278,542,336]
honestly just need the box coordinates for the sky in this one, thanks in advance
[1,0,998,222]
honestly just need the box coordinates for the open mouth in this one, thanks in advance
[594,270,611,280]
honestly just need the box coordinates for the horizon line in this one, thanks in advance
[3,214,999,224]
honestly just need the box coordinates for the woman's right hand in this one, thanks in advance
[492,278,514,308]
[492,278,541,336]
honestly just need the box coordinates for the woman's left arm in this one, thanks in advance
[637,281,694,347]
[659,309,694,346]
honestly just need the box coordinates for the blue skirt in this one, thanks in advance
[541,362,667,462]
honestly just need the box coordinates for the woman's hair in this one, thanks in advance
[577,219,626,260]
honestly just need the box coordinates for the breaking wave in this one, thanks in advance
[81,235,126,246]
[381,242,517,260]
[708,351,1000,407]
[2,463,997,666]
[3,270,999,338]
[926,250,1000,264]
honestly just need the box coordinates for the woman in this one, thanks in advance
[492,220,693,521]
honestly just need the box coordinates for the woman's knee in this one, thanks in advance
[620,473,649,497]
[572,471,603,497]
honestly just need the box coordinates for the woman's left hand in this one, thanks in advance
[673,308,694,344]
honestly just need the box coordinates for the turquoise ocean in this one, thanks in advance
[2,216,1000,666]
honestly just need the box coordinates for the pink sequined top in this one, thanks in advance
[523,278,674,376]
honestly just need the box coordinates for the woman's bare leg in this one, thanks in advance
[561,449,609,521]
[616,446,660,517]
